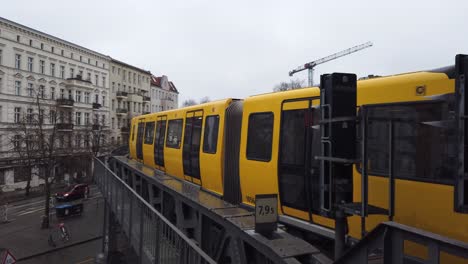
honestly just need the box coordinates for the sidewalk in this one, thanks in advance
[0,194,103,260]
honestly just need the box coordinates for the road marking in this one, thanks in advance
[75,257,94,264]
[17,208,44,216]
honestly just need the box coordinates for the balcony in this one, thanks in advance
[116,91,128,99]
[56,98,74,108]
[92,103,102,110]
[65,75,93,90]
[127,93,142,103]
[56,123,74,131]
[143,96,151,102]
[121,127,130,133]
[116,108,128,116]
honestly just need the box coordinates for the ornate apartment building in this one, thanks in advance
[150,75,179,112]
[0,17,179,192]
[109,59,151,145]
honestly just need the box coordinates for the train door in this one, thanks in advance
[183,110,204,184]
[136,119,145,161]
[278,99,321,221]
[154,116,167,171]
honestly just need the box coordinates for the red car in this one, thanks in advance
[55,184,89,202]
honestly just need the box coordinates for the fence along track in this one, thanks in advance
[94,157,216,264]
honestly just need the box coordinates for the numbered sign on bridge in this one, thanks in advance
[254,194,278,235]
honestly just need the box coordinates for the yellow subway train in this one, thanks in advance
[129,63,468,262]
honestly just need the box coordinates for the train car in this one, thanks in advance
[129,99,238,196]
[129,63,468,262]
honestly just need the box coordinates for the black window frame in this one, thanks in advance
[202,115,220,154]
[143,121,155,145]
[246,112,274,162]
[357,100,455,186]
[166,119,183,149]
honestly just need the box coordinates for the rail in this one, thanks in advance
[335,221,468,264]
[94,157,216,264]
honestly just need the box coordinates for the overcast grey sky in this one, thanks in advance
[3,0,467,104]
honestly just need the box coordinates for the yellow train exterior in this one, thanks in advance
[130,65,467,262]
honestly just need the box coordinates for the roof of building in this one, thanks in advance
[0,16,109,60]
[110,58,151,75]
[151,75,179,94]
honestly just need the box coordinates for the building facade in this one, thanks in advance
[150,75,179,112]
[0,17,181,192]
[0,17,113,191]
[109,59,151,145]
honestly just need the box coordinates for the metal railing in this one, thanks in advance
[94,158,216,264]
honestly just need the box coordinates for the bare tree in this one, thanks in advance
[273,78,305,92]
[182,99,197,107]
[199,96,210,104]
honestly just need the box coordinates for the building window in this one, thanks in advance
[13,135,21,150]
[87,72,91,81]
[60,88,65,99]
[102,76,106,87]
[111,100,115,110]
[88,58,90,64]
[102,96,105,107]
[27,83,34,97]
[60,65,65,79]
[40,43,44,50]
[75,134,81,147]
[94,94,99,104]
[112,82,115,92]
[0,49,2,65]
[70,52,73,59]
[203,115,220,154]
[51,46,54,53]
[85,113,90,125]
[39,85,45,98]
[102,115,106,126]
[70,68,74,78]
[27,108,33,123]
[95,74,98,86]
[14,107,21,123]
[111,118,115,129]
[61,50,64,56]
[29,39,32,46]
[39,109,45,123]
[117,118,121,128]
[112,66,115,73]
[75,91,82,102]
[80,55,82,62]
[28,57,33,72]
[16,35,20,42]
[39,60,45,74]
[49,110,56,124]
[15,81,21,96]
[15,54,21,69]
[246,112,274,161]
[95,61,98,66]
[50,63,55,77]
[50,87,55,99]
[84,92,90,103]
[75,112,82,125]
[68,90,72,100]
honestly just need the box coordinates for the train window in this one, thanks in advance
[144,121,155,144]
[203,115,220,154]
[166,119,183,148]
[364,101,455,184]
[132,124,135,141]
[246,112,274,161]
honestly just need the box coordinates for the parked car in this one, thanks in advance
[55,184,89,202]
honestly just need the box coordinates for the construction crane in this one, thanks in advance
[289,41,373,86]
